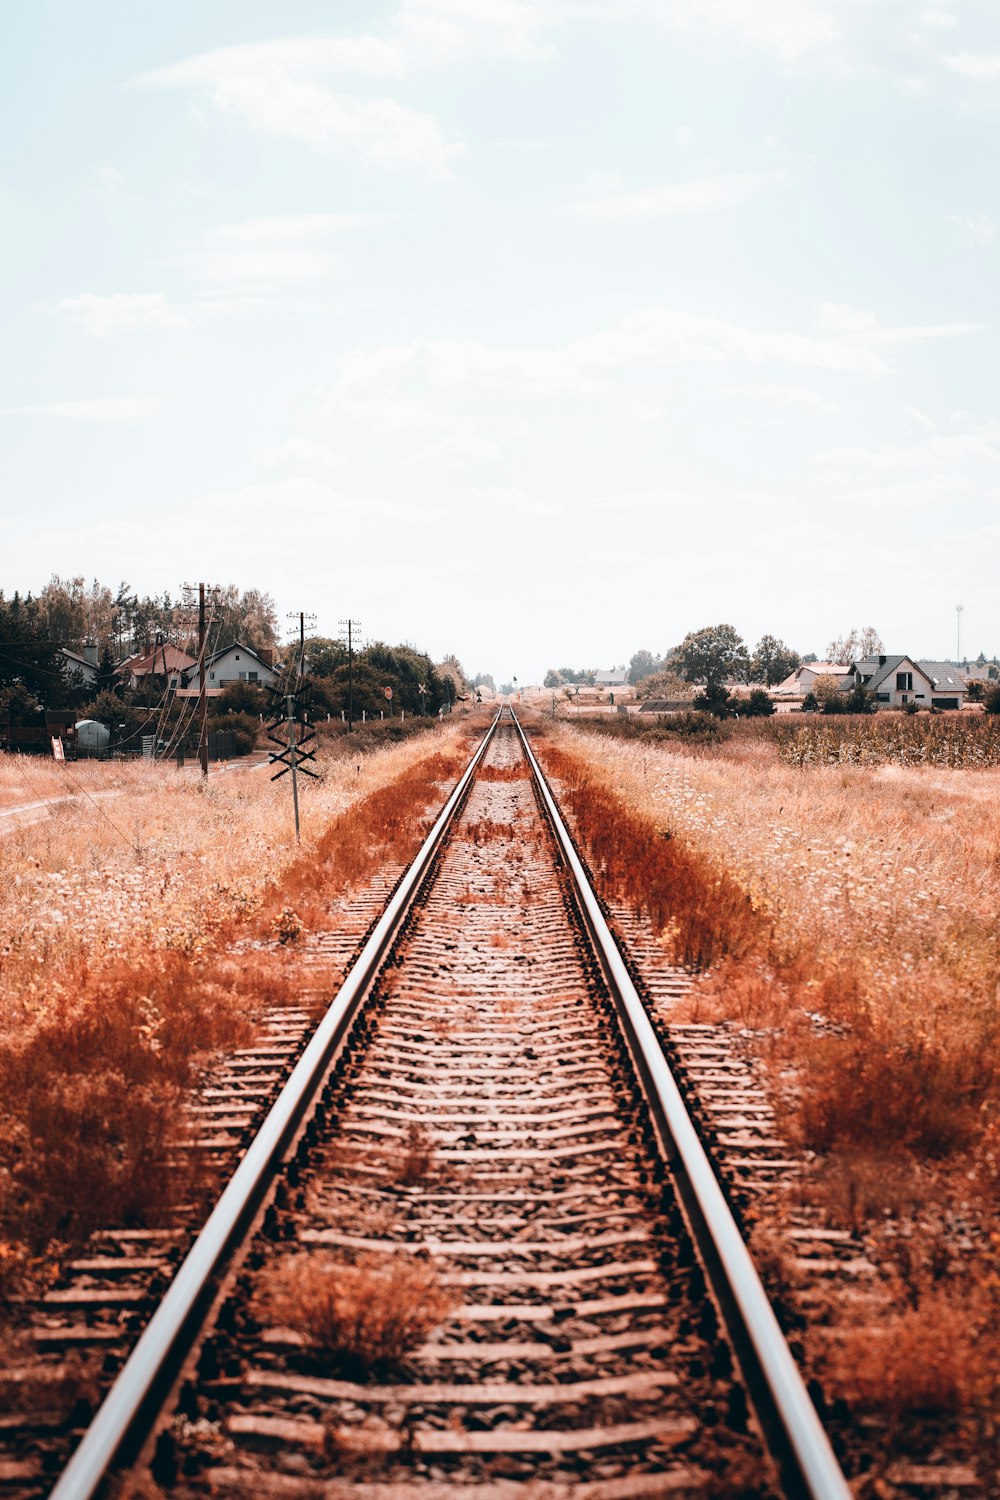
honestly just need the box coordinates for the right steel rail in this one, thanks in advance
[512,709,852,1500]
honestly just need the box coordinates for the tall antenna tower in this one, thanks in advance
[956,604,964,663]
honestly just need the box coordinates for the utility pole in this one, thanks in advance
[286,691,301,842]
[199,583,209,777]
[956,604,964,663]
[339,618,361,731]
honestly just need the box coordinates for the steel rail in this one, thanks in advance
[50,709,503,1500]
[511,709,851,1500]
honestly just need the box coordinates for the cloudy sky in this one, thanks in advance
[2,1,998,680]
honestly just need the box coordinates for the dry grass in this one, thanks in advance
[0,723,476,1288]
[530,716,1000,1457]
[256,1250,452,1372]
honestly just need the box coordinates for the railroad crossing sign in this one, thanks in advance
[266,690,319,782]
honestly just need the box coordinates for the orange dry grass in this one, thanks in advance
[531,721,1000,1456]
[257,1250,452,1372]
[0,727,470,1285]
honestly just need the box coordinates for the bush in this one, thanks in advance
[741,688,775,718]
[984,684,1000,714]
[206,710,260,754]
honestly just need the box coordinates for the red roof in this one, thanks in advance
[120,644,196,677]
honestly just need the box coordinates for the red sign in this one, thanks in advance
[384,686,393,700]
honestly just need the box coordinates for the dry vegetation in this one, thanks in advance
[0,723,475,1295]
[256,1250,452,1373]
[530,717,999,1476]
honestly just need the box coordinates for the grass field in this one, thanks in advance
[532,715,999,1468]
[0,720,476,1290]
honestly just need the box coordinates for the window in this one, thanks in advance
[896,672,912,691]
[248,671,258,683]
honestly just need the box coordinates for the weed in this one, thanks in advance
[257,1250,452,1372]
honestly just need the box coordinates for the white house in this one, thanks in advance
[843,654,966,709]
[772,661,846,695]
[594,666,629,687]
[61,643,99,686]
[190,641,280,691]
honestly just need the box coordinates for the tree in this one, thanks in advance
[0,593,65,705]
[635,669,691,701]
[675,624,750,690]
[984,685,1000,715]
[94,643,120,696]
[812,674,842,708]
[304,636,348,679]
[543,669,564,688]
[750,635,800,687]
[628,650,663,686]
[826,626,883,665]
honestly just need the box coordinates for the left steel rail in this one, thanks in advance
[49,709,502,1500]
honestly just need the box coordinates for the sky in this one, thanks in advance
[2,0,999,683]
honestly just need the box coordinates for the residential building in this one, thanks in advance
[843,654,967,709]
[118,644,196,692]
[60,642,99,686]
[594,666,629,687]
[772,661,846,695]
[193,641,280,691]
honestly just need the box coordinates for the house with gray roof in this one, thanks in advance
[843,654,967,709]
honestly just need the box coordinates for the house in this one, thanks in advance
[842,654,966,710]
[594,666,629,687]
[60,642,99,686]
[118,644,196,692]
[190,641,280,691]
[916,663,969,711]
[772,661,846,695]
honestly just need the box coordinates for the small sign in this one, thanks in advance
[384,686,393,700]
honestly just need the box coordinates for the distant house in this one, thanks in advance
[60,643,99,687]
[842,654,967,710]
[118,644,196,692]
[772,661,846,696]
[916,663,969,711]
[594,666,629,687]
[191,641,280,691]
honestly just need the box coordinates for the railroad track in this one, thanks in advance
[23,708,849,1500]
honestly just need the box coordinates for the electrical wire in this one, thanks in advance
[7,746,140,854]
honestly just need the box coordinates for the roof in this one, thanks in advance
[594,668,628,685]
[917,662,969,693]
[60,647,96,670]
[772,662,845,693]
[846,654,933,694]
[202,640,279,671]
[120,644,196,676]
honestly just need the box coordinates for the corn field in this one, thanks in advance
[773,714,1000,767]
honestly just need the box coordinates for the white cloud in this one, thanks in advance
[588,487,708,511]
[409,432,503,464]
[172,214,370,297]
[131,38,404,90]
[947,212,995,246]
[729,381,838,414]
[467,484,561,517]
[253,438,346,471]
[1,398,157,421]
[131,20,522,178]
[630,0,837,63]
[54,293,187,337]
[327,309,890,422]
[945,52,1000,79]
[817,301,984,348]
[395,0,557,64]
[562,170,785,223]
[920,8,956,27]
[204,75,460,176]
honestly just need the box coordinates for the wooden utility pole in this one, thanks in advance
[339,619,361,731]
[198,583,208,777]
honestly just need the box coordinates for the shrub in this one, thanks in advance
[257,1251,452,1371]
[742,688,775,718]
[984,684,1000,715]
